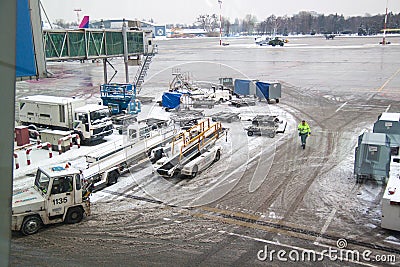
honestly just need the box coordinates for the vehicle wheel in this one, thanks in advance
[107,170,119,185]
[276,99,280,103]
[272,44,276,47]
[65,207,84,224]
[247,131,254,136]
[355,175,363,184]
[214,150,221,162]
[21,216,42,235]
[280,43,284,46]
[268,132,276,138]
[236,104,241,108]
[208,105,213,109]
[227,118,232,123]
[28,125,38,138]
[190,165,198,178]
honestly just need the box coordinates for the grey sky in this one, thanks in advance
[40,0,399,25]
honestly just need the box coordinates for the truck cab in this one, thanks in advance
[209,86,232,103]
[74,104,113,143]
[218,77,234,93]
[12,165,90,235]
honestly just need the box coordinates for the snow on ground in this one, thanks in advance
[12,132,124,190]
[12,97,297,210]
[89,100,297,209]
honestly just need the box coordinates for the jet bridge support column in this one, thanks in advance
[122,19,129,83]
[103,58,108,84]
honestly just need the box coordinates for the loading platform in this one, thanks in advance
[211,111,240,123]
[170,110,205,128]
[156,119,224,177]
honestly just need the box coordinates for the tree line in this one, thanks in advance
[187,11,400,36]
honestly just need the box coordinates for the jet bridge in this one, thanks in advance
[43,28,152,61]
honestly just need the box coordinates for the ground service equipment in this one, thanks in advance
[162,92,182,110]
[155,119,224,178]
[381,158,400,231]
[268,37,285,46]
[255,81,281,103]
[12,164,91,235]
[218,77,234,92]
[373,112,400,153]
[230,98,257,108]
[100,83,141,115]
[211,111,240,123]
[19,95,113,144]
[12,122,176,235]
[245,115,287,137]
[354,132,391,183]
[234,79,257,96]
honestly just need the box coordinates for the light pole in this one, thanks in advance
[74,8,82,24]
[218,0,222,45]
[382,0,389,45]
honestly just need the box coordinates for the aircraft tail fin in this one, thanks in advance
[79,16,89,28]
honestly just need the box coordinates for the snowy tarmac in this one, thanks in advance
[11,35,400,266]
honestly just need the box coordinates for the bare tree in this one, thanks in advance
[196,14,219,32]
[242,14,257,35]
[222,16,231,36]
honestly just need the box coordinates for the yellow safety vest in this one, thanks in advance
[298,123,311,135]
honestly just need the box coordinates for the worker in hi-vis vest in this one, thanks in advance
[298,120,311,149]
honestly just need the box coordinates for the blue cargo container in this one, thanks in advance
[162,92,182,109]
[233,79,256,96]
[255,81,281,103]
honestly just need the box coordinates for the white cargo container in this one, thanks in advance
[381,158,400,231]
[19,95,85,129]
[19,95,113,144]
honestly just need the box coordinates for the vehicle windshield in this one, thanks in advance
[90,109,109,123]
[34,169,50,194]
[76,113,88,124]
